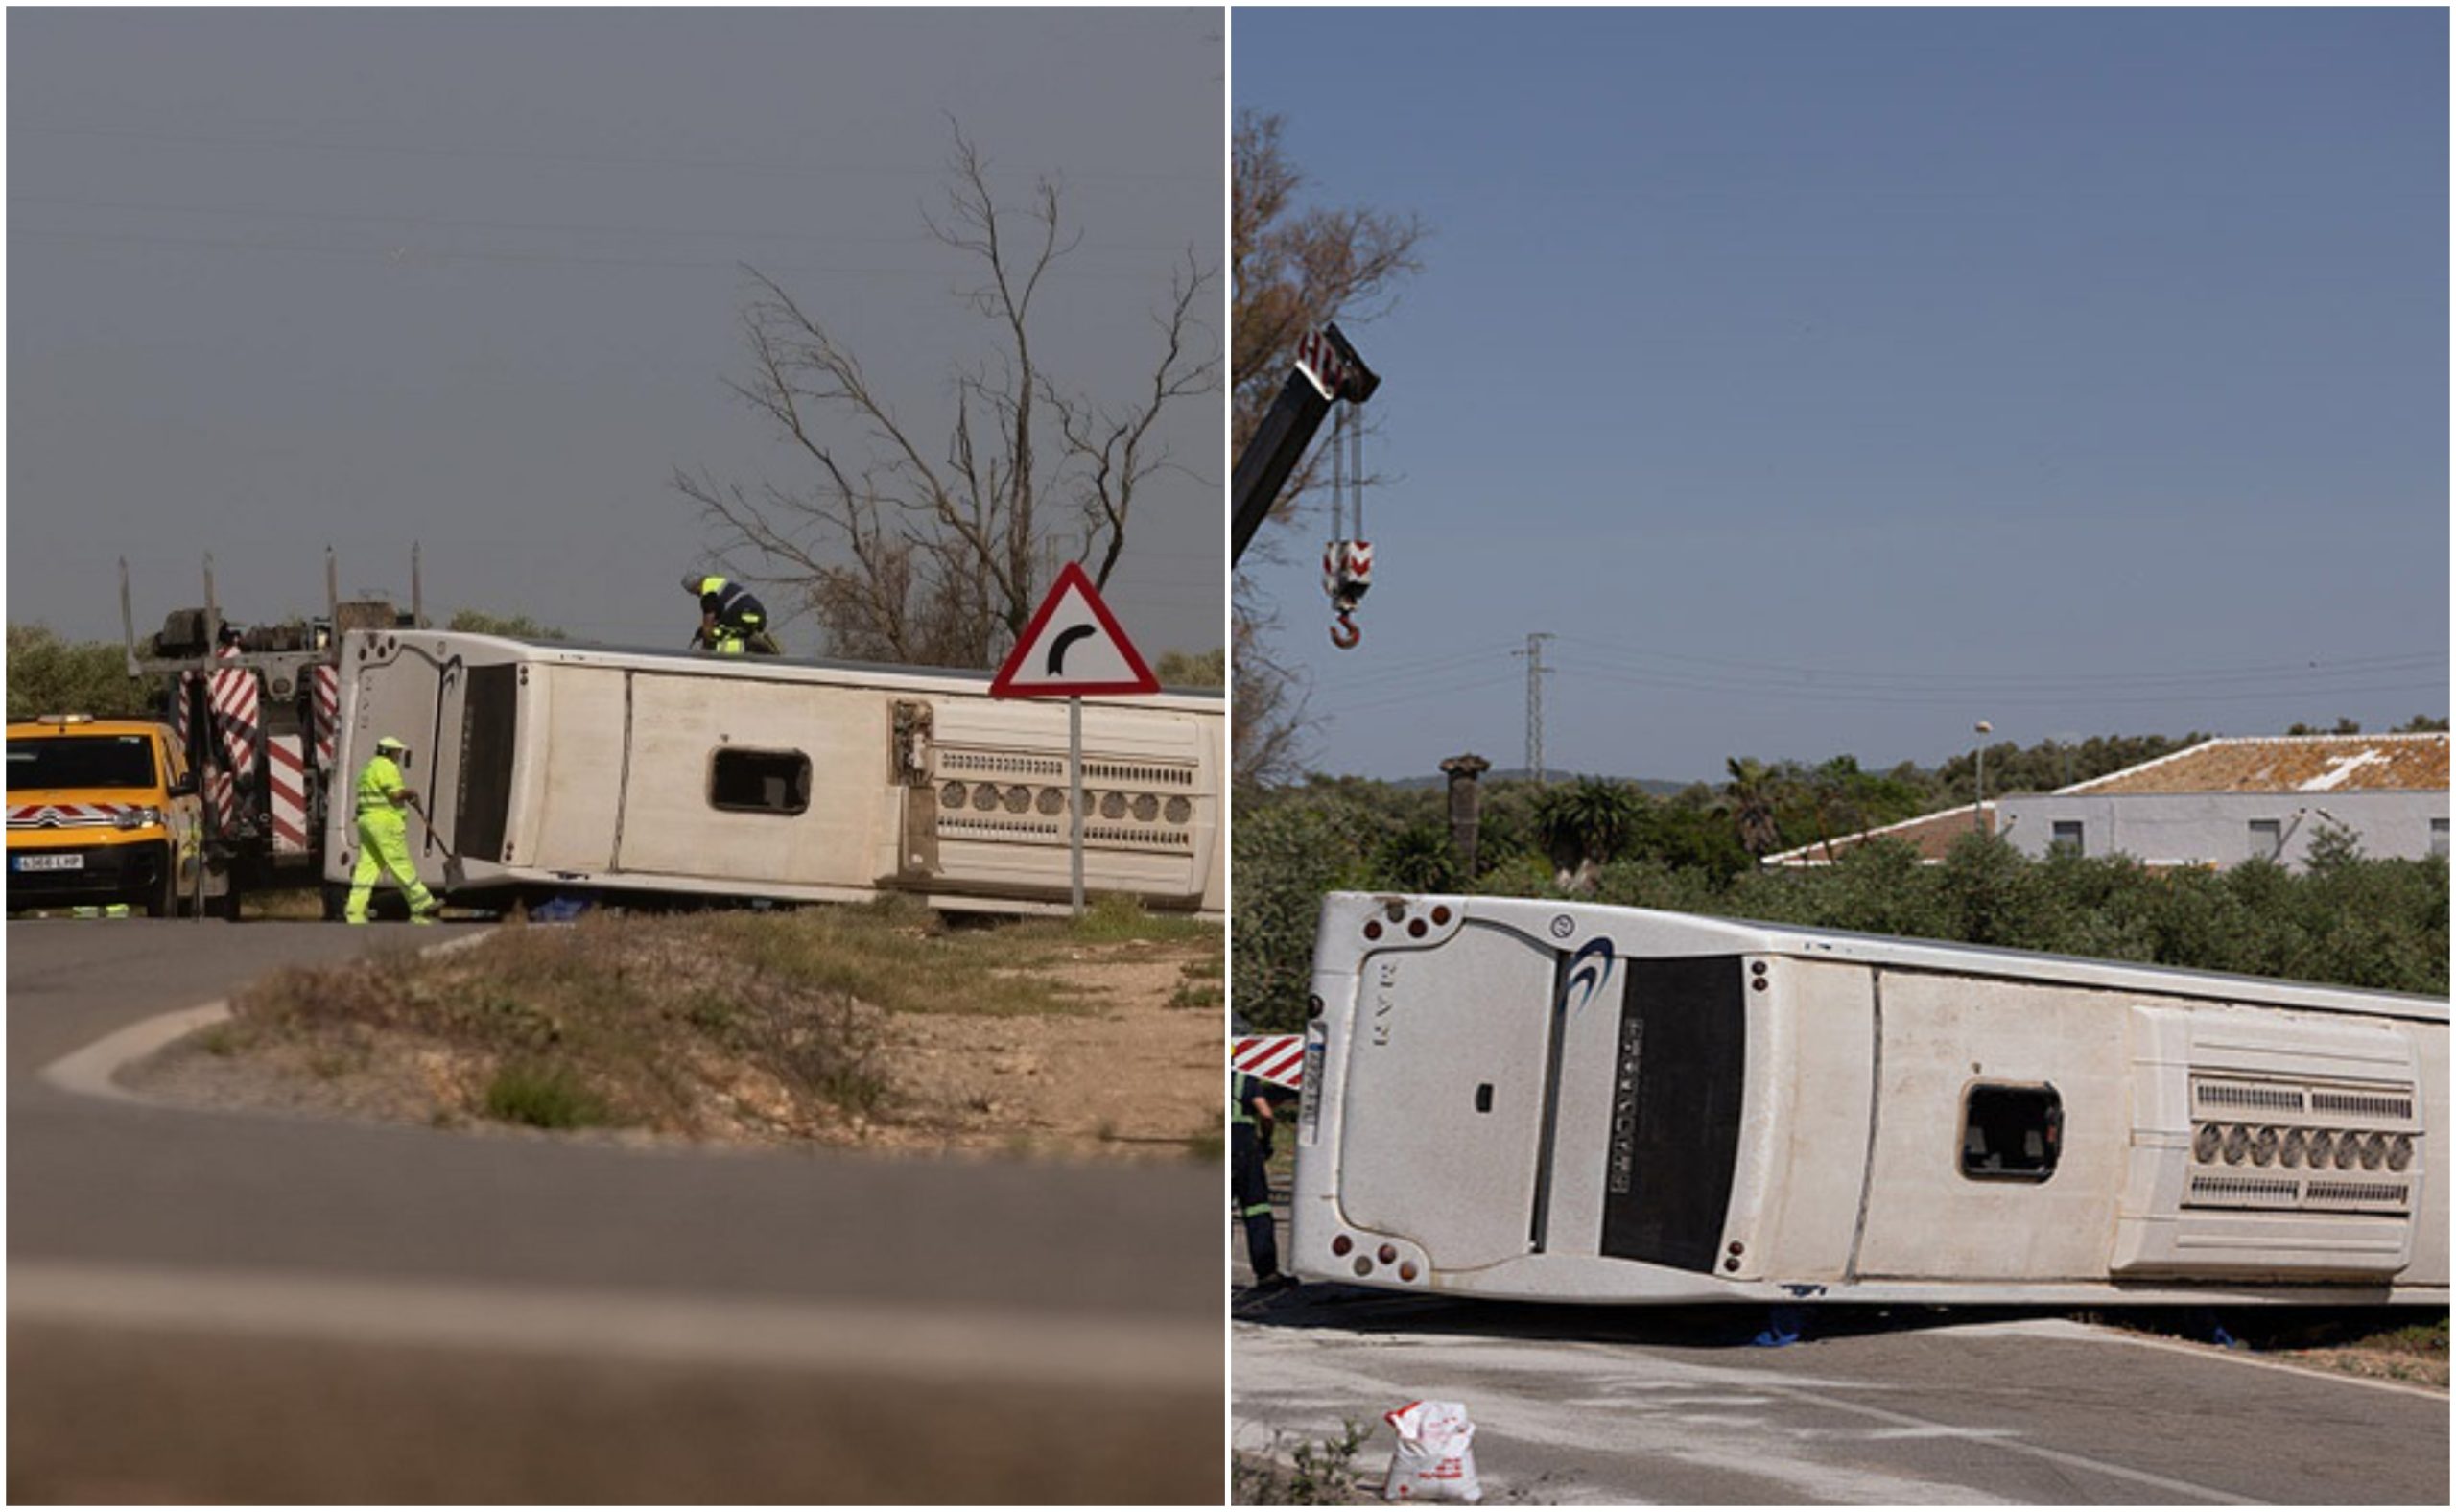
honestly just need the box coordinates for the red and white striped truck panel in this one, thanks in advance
[1233,1033,1305,1090]
[312,664,340,773]
[267,734,311,856]
[7,803,140,829]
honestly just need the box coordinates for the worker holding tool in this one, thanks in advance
[1232,1069,1296,1297]
[684,573,781,655]
[343,735,439,925]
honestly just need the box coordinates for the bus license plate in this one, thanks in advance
[1299,1025,1326,1145]
[14,853,83,872]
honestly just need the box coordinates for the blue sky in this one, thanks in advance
[1235,7,2447,783]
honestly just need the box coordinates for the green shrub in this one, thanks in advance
[1234,773,2449,1013]
[484,1062,608,1129]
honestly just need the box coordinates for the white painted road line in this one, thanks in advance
[12,1261,1218,1393]
[1952,1315,2452,1402]
[39,927,494,1104]
[1745,1378,2262,1505]
[40,1001,233,1102]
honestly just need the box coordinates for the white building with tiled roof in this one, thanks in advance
[1996,733,2449,871]
[1764,802,1996,867]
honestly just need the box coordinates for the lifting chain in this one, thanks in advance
[1324,404,1372,650]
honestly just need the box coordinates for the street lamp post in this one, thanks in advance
[1974,721,1993,834]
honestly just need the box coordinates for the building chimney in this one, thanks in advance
[1440,753,1493,880]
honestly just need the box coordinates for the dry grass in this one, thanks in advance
[222,914,892,1140]
[2098,1308,2448,1390]
[241,887,327,922]
[2263,1312,2450,1388]
[185,897,1222,1151]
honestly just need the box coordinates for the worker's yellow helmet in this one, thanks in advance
[376,735,408,752]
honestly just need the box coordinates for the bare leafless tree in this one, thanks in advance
[1232,111,1425,782]
[675,126,1216,667]
[1232,111,1426,511]
[1232,603,1312,786]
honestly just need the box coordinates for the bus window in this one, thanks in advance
[1960,1083,2061,1181]
[710,748,812,815]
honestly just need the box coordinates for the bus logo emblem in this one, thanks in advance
[1562,937,1616,1012]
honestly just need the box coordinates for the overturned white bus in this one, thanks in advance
[321,629,1223,918]
[1291,893,2446,1306]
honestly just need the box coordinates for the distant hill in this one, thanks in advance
[1379,768,1694,796]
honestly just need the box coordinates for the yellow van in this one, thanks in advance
[5,716,205,917]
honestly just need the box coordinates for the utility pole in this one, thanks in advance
[1514,633,1555,784]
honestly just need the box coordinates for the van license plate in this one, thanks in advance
[14,853,83,872]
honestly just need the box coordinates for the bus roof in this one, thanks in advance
[1330,893,2448,1024]
[351,629,1223,711]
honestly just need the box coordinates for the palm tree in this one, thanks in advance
[1532,778,1641,893]
[1723,757,1783,863]
[1379,824,1462,892]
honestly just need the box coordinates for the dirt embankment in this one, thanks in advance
[129,901,1225,1160]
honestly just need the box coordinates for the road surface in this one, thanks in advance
[1234,1253,2448,1504]
[10,920,1222,1502]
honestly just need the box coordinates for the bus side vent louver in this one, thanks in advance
[2304,1181,2411,1210]
[2310,1090,2413,1120]
[2194,1080,2303,1113]
[2187,1175,2300,1206]
[936,815,1193,854]
[1082,761,1195,788]
[941,751,1066,779]
[937,816,1063,840]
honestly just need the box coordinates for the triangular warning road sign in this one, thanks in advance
[989,562,1160,698]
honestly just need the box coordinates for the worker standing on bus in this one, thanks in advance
[1232,1070,1294,1295]
[684,573,780,655]
[344,735,438,925]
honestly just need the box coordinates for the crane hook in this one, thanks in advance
[1329,610,1362,650]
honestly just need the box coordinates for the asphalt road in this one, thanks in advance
[1234,1270,2451,1505]
[9,920,1223,1503]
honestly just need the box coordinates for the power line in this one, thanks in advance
[5,224,1180,285]
[1560,659,2447,711]
[1334,671,1522,717]
[1311,642,1522,693]
[1552,633,2444,694]
[11,120,1205,186]
[6,191,1199,256]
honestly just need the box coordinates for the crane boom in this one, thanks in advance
[1230,323,1379,565]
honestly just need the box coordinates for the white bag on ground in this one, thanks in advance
[1381,1399,1481,1503]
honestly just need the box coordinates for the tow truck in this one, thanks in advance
[116,549,426,915]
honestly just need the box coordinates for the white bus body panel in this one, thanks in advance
[322,630,1223,917]
[1293,893,2446,1306]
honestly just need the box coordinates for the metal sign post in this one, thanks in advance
[1069,697,1085,916]
[987,562,1162,922]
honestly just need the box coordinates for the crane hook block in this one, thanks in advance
[1323,539,1374,605]
[1324,539,1373,650]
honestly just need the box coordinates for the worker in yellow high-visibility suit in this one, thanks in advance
[684,573,780,655]
[344,735,438,925]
